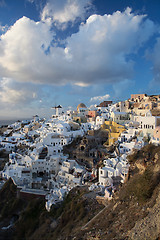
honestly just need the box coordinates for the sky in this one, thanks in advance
[0,0,160,120]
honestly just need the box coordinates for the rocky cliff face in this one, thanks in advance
[129,192,160,240]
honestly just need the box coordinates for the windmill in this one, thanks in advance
[51,105,63,116]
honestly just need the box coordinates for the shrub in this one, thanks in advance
[119,168,160,203]
[127,144,158,164]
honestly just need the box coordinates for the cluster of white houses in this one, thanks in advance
[1,94,160,210]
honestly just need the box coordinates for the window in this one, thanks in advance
[100,170,103,175]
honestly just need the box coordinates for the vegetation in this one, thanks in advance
[14,198,46,240]
[119,168,160,203]
[29,187,103,240]
[0,179,24,219]
[127,143,157,164]
[0,181,102,240]
[49,187,88,238]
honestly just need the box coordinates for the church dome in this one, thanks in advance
[77,103,87,111]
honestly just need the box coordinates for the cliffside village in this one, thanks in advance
[1,93,160,211]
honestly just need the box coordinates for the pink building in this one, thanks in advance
[87,110,99,119]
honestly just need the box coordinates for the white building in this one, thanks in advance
[118,128,138,142]
[134,110,160,136]
[99,167,116,186]
[96,116,105,126]
[41,133,70,154]
[111,111,130,124]
[119,142,136,154]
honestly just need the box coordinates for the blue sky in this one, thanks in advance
[0,0,160,120]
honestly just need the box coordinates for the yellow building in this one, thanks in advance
[102,120,125,146]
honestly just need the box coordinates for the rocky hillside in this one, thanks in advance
[1,144,160,240]
[76,144,160,240]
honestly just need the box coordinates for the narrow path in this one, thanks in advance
[81,204,108,230]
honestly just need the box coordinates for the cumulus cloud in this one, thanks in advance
[41,0,93,28]
[0,16,58,83]
[0,23,8,33]
[0,8,157,87]
[0,78,38,104]
[90,94,110,103]
[0,78,58,119]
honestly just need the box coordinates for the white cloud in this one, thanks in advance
[41,0,93,28]
[0,23,8,33]
[63,8,156,85]
[74,82,90,87]
[90,94,110,103]
[0,78,38,104]
[0,77,55,119]
[0,8,157,87]
[0,16,58,83]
